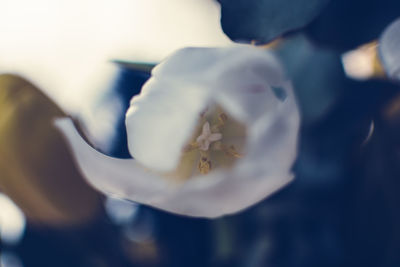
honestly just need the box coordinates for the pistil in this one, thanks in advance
[183,111,243,175]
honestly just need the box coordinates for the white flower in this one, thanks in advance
[55,46,300,218]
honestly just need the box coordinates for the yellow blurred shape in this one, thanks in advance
[342,41,385,80]
[0,74,101,227]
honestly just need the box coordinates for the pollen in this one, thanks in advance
[198,154,212,175]
[186,107,245,176]
[164,105,246,182]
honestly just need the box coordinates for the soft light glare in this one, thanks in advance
[0,0,230,113]
[104,196,140,225]
[0,194,26,245]
[342,43,379,80]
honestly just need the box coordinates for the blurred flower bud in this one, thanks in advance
[0,74,102,226]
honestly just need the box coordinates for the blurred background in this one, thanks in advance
[2,0,400,266]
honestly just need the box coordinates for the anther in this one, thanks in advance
[198,156,212,174]
[226,145,242,158]
[213,143,243,158]
[219,113,228,124]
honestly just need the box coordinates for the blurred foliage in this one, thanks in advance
[274,34,346,125]
[0,74,102,226]
[218,0,400,52]
[217,0,329,44]
[305,0,400,51]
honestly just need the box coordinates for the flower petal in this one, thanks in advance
[153,46,286,124]
[143,48,299,217]
[125,79,211,172]
[124,46,298,217]
[213,50,286,123]
[152,167,294,218]
[54,118,170,205]
[246,81,300,172]
[379,18,400,79]
[155,84,299,218]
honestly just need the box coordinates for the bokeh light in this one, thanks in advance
[0,193,26,245]
[0,0,230,113]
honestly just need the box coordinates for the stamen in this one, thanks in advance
[225,145,242,158]
[198,151,212,174]
[219,113,228,124]
[212,143,242,158]
[176,108,245,180]
[212,113,228,132]
[196,121,222,151]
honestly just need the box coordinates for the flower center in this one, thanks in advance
[164,105,246,182]
[196,122,222,151]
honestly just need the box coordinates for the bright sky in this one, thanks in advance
[0,0,230,112]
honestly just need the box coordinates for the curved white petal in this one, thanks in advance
[213,53,285,123]
[55,118,292,218]
[246,81,300,172]
[126,79,210,172]
[54,118,170,205]
[55,118,294,218]
[153,46,286,124]
[150,168,293,218]
[379,18,400,79]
